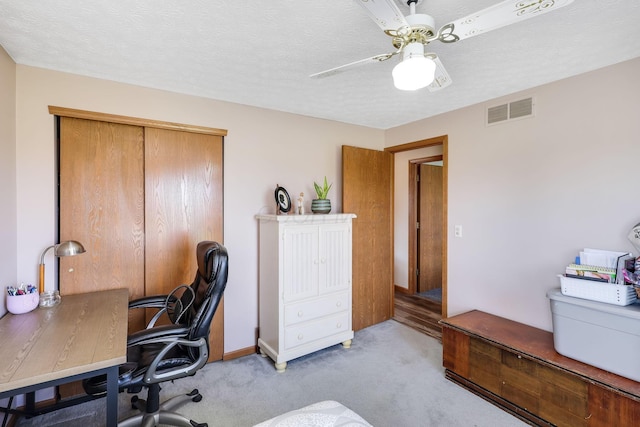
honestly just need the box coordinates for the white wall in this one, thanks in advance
[386,57,640,331]
[0,46,16,317]
[14,65,385,353]
[393,146,443,289]
[10,55,640,347]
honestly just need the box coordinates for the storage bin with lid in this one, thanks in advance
[547,288,640,382]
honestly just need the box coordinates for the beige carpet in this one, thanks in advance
[14,320,527,427]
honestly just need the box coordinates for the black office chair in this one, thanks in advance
[84,241,228,427]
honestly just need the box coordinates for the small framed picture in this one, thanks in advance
[274,186,291,214]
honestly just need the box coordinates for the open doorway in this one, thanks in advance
[342,135,447,338]
[386,136,447,341]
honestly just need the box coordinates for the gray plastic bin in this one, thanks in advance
[547,288,640,382]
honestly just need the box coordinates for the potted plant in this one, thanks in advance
[311,176,332,214]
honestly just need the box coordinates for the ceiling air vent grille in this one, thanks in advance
[487,97,534,126]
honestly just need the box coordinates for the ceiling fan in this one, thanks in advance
[310,0,574,91]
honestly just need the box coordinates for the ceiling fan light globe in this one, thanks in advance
[392,56,436,91]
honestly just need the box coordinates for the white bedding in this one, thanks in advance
[253,400,372,427]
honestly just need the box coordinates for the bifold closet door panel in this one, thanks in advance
[144,127,224,361]
[59,117,146,303]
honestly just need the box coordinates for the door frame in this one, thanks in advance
[385,135,448,318]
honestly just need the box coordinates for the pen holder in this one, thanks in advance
[7,292,40,314]
[39,290,61,308]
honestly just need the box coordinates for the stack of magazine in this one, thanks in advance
[564,263,617,283]
[559,248,637,305]
[564,248,633,285]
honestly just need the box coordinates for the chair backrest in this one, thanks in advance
[184,241,228,357]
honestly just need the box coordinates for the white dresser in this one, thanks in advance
[256,213,356,372]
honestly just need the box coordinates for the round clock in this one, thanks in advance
[274,186,291,213]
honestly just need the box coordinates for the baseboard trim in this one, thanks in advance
[394,284,411,295]
[223,345,256,361]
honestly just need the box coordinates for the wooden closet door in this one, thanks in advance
[144,128,224,361]
[56,108,226,364]
[59,117,146,304]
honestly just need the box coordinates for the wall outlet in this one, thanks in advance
[454,225,462,237]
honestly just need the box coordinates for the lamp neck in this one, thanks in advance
[40,245,56,264]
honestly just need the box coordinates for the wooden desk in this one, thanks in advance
[0,288,128,426]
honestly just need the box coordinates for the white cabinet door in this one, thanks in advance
[319,223,352,295]
[283,225,319,302]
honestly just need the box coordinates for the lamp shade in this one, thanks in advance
[392,43,436,91]
[53,240,86,258]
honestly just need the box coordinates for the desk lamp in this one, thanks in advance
[38,240,86,294]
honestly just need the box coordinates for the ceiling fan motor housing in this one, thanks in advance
[406,13,435,35]
[392,13,436,49]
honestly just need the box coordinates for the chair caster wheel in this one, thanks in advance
[130,395,139,409]
[187,388,203,402]
[189,421,207,427]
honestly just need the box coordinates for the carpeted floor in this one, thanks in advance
[14,320,526,427]
[417,287,442,303]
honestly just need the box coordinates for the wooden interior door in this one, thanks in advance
[342,145,394,331]
[144,127,224,361]
[418,164,443,293]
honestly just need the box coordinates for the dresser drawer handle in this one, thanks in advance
[297,311,304,317]
[297,334,304,341]
[336,301,342,307]
[336,322,342,328]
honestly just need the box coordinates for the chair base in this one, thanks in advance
[118,388,207,427]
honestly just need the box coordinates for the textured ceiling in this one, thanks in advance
[0,0,639,129]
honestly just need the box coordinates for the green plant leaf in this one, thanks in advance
[313,176,332,199]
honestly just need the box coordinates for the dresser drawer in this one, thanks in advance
[284,292,349,326]
[285,313,350,350]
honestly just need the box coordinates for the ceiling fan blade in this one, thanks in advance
[426,55,452,92]
[310,51,399,79]
[353,0,410,33]
[437,0,574,43]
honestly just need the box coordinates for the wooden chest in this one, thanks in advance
[441,310,640,426]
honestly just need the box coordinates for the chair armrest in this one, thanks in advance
[127,324,190,347]
[129,294,181,329]
[144,337,209,384]
[127,323,208,385]
[128,295,169,310]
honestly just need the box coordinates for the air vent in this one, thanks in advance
[509,98,533,119]
[486,97,534,125]
[487,104,508,124]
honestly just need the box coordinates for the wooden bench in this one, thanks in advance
[441,310,640,426]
